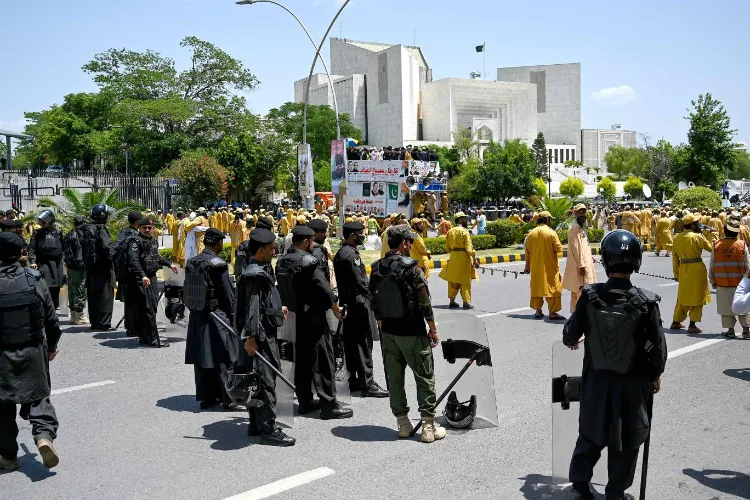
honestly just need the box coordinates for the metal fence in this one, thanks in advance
[0,170,180,213]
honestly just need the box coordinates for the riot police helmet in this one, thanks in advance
[91,204,111,223]
[442,391,477,429]
[600,229,642,275]
[35,209,55,225]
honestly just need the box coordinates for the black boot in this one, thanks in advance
[571,482,595,499]
[361,382,389,398]
[261,429,296,447]
[297,400,321,415]
[321,402,354,420]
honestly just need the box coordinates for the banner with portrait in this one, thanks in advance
[331,139,347,194]
[297,143,314,201]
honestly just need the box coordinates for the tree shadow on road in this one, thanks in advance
[724,368,750,382]
[683,468,750,499]
[331,424,399,442]
[195,417,252,451]
[517,474,577,499]
[157,394,199,413]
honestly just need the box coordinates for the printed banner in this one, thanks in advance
[297,143,314,201]
[342,195,387,218]
[346,160,407,182]
[331,139,346,195]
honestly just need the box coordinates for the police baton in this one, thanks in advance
[114,283,166,330]
[639,394,654,500]
[209,311,296,392]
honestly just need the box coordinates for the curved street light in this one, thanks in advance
[236,0,341,139]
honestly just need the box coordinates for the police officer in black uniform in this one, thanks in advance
[0,220,29,267]
[112,211,142,337]
[28,210,64,308]
[333,221,388,397]
[184,228,241,410]
[276,225,352,420]
[563,230,667,500]
[87,204,116,331]
[125,217,178,347]
[0,233,62,471]
[234,216,275,281]
[235,228,294,446]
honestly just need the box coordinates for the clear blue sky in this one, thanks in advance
[2,0,748,146]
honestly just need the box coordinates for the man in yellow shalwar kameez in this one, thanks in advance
[439,212,478,309]
[183,208,211,256]
[654,210,673,257]
[508,210,524,224]
[176,212,190,267]
[171,210,184,263]
[164,209,175,235]
[409,218,432,277]
[639,208,652,244]
[524,211,565,320]
[562,204,597,312]
[280,207,295,236]
[229,210,246,267]
[621,207,636,234]
[671,213,712,334]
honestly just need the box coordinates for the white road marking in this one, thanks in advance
[478,307,532,318]
[668,339,725,359]
[223,467,335,500]
[658,283,678,287]
[51,380,116,395]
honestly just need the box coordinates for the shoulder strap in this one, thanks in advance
[583,283,606,309]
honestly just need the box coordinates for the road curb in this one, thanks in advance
[364,244,655,274]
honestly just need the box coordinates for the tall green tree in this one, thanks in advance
[159,152,231,207]
[682,93,736,188]
[429,144,462,179]
[604,146,646,179]
[477,140,536,202]
[531,132,549,180]
[453,127,479,160]
[729,151,750,180]
[265,102,362,164]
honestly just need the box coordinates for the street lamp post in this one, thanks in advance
[236,0,342,141]
[548,153,552,197]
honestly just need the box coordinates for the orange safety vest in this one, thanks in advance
[713,239,746,287]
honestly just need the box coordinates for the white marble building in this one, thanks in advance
[581,128,637,171]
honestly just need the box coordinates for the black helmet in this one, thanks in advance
[601,229,642,275]
[442,391,477,429]
[91,204,111,223]
[224,370,263,407]
[35,209,55,224]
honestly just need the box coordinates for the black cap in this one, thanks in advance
[250,228,276,245]
[256,216,274,231]
[0,220,13,230]
[0,233,24,260]
[204,228,224,242]
[139,217,156,227]
[292,225,315,237]
[307,219,328,232]
[128,211,144,224]
[343,221,365,231]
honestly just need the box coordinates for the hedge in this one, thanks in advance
[422,235,496,255]
[486,219,524,247]
[670,186,721,211]
[556,228,568,244]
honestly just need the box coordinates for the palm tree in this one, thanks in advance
[28,188,146,236]
[524,195,574,230]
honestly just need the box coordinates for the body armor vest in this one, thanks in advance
[242,263,285,329]
[142,238,160,274]
[584,284,657,375]
[370,256,418,321]
[0,268,45,348]
[36,229,63,258]
[311,245,331,283]
[183,259,211,311]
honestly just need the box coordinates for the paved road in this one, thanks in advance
[3,252,750,499]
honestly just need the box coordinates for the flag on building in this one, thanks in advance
[475,44,485,53]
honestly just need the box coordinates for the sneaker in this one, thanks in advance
[396,415,414,438]
[0,455,19,471]
[420,417,446,443]
[361,382,389,398]
[77,314,90,325]
[36,439,59,469]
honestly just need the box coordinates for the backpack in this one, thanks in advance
[64,225,96,270]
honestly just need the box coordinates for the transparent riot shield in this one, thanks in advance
[434,311,498,428]
[276,311,296,428]
[327,309,351,405]
[58,284,69,317]
[161,267,187,328]
[551,341,608,485]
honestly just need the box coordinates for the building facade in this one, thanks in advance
[581,128,637,171]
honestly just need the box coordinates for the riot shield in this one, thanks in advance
[276,311,296,428]
[327,309,351,405]
[433,311,498,428]
[161,267,187,328]
[58,284,69,317]
[551,341,608,485]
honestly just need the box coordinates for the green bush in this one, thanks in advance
[487,219,524,247]
[587,228,604,243]
[559,177,585,198]
[557,228,568,244]
[597,177,617,201]
[159,248,173,262]
[623,176,644,198]
[472,235,496,250]
[533,177,548,197]
[423,235,498,255]
[671,186,721,211]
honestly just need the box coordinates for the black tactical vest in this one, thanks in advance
[584,284,657,375]
[35,228,63,258]
[370,255,418,321]
[311,245,331,283]
[0,268,45,348]
[141,237,160,274]
[242,263,285,329]
[276,252,304,313]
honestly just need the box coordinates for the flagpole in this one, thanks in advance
[483,41,486,79]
